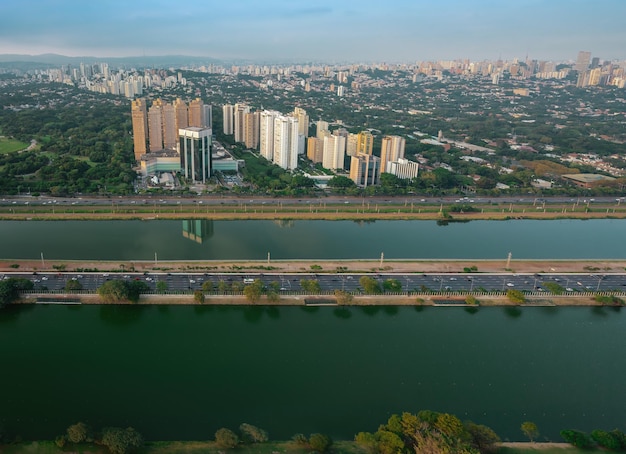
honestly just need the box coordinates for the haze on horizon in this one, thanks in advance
[1,0,626,63]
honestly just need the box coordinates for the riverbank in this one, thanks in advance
[0,440,599,454]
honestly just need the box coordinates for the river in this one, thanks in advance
[0,304,624,442]
[0,219,625,260]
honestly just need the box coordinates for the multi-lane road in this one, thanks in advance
[5,271,626,294]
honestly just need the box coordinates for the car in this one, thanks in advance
[449,277,457,281]
[123,275,130,279]
[444,286,452,290]
[77,275,83,279]
[189,279,196,284]
[145,277,152,281]
[566,287,574,292]
[506,283,515,287]
[280,287,287,291]
[41,276,48,281]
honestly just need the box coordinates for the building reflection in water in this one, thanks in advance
[182,220,214,243]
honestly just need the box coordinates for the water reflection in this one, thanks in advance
[333,307,352,319]
[99,305,148,327]
[464,306,480,315]
[360,306,380,316]
[182,219,214,244]
[503,306,523,318]
[382,306,399,316]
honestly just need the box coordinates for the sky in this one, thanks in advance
[1,0,626,63]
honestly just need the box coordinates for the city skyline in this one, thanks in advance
[1,0,626,63]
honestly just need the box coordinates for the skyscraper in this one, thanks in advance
[576,51,592,73]
[148,99,164,151]
[244,111,260,150]
[162,102,177,150]
[273,115,299,170]
[188,98,205,128]
[380,135,406,173]
[234,103,250,143]
[350,153,380,187]
[222,104,234,135]
[356,131,374,155]
[131,98,148,161]
[260,110,279,161]
[179,127,212,183]
[174,98,189,132]
[322,134,346,170]
[306,137,323,163]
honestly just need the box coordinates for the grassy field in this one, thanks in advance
[0,136,28,154]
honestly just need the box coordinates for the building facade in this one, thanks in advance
[131,98,148,160]
[380,135,406,172]
[350,153,381,187]
[179,127,212,183]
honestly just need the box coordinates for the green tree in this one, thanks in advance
[66,422,91,444]
[355,432,378,452]
[65,279,83,292]
[156,280,168,294]
[194,290,205,304]
[465,421,500,452]
[507,289,526,304]
[239,423,268,443]
[217,281,230,293]
[300,279,322,293]
[360,276,382,294]
[374,430,404,454]
[327,175,356,188]
[542,282,564,295]
[97,280,147,303]
[560,429,593,448]
[521,421,539,442]
[243,279,264,303]
[309,433,332,453]
[215,428,239,448]
[201,280,214,292]
[0,277,33,307]
[465,295,478,305]
[383,278,402,292]
[100,427,143,454]
[334,289,353,305]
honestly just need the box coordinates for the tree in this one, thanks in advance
[66,422,91,443]
[590,429,625,451]
[215,428,239,448]
[0,277,33,307]
[239,423,268,443]
[465,421,500,452]
[300,279,322,293]
[201,280,214,292]
[97,280,147,303]
[243,279,264,303]
[383,278,402,292]
[309,433,332,453]
[507,289,526,304]
[374,430,404,454]
[465,295,478,305]
[100,427,143,454]
[327,175,356,188]
[521,421,539,442]
[194,290,205,304]
[156,281,168,293]
[560,429,593,449]
[360,276,382,294]
[355,432,378,452]
[65,279,83,292]
[334,289,353,305]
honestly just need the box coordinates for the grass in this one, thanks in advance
[0,137,29,154]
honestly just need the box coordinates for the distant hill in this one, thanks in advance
[0,53,222,68]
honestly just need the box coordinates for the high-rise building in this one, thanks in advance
[244,111,260,149]
[148,99,164,151]
[162,102,177,150]
[346,133,358,156]
[260,110,279,161]
[203,104,213,129]
[316,120,329,138]
[293,107,309,137]
[306,137,323,163]
[179,127,212,183]
[222,104,234,135]
[273,115,299,170]
[350,153,381,187]
[131,98,148,161]
[234,103,250,143]
[188,98,205,128]
[356,131,374,155]
[322,134,346,170]
[576,51,592,73]
[380,135,406,173]
[174,98,188,132]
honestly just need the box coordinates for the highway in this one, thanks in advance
[4,271,626,294]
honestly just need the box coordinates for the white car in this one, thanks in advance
[506,283,515,287]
